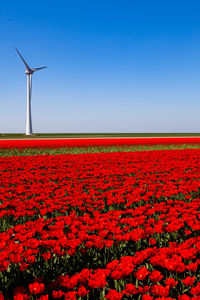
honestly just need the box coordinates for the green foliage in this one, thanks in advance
[1,143,200,157]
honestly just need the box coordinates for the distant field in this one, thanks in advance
[1,132,200,139]
[1,137,200,156]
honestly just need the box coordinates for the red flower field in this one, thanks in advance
[1,137,200,149]
[1,144,200,299]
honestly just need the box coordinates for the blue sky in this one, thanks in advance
[1,0,200,133]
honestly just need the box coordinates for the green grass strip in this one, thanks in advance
[1,143,200,157]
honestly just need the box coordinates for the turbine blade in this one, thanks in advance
[15,47,31,71]
[32,66,47,72]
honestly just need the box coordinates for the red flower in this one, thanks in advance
[151,284,170,297]
[68,248,76,256]
[0,260,10,272]
[42,252,51,261]
[178,296,191,300]
[104,240,113,248]
[52,290,64,299]
[29,282,45,295]
[0,293,4,300]
[187,262,198,271]
[88,270,108,288]
[77,286,89,297]
[64,275,79,289]
[149,238,157,245]
[38,296,48,300]
[142,295,153,300]
[149,270,163,282]
[13,294,29,300]
[19,262,29,271]
[26,255,36,264]
[163,257,179,272]
[111,269,124,280]
[182,276,196,287]
[105,289,123,300]
[138,286,150,294]
[190,282,200,296]
[134,266,149,280]
[122,284,138,295]
[62,291,76,300]
[165,278,178,288]
[176,262,186,273]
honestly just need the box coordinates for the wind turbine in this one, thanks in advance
[15,47,47,135]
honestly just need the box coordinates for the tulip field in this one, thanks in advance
[2,138,200,299]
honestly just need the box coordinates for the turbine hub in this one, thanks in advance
[25,70,33,75]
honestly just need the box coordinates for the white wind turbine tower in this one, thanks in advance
[15,47,47,135]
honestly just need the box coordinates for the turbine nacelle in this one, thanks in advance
[25,69,33,75]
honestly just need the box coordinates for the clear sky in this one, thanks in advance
[1,0,200,133]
